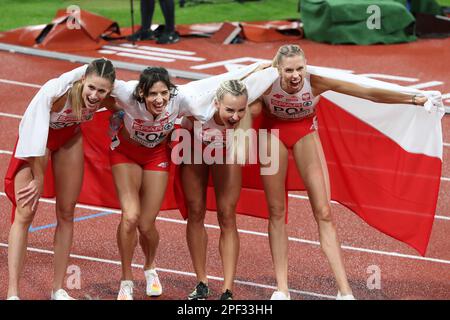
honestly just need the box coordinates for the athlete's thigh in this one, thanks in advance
[259,131,289,207]
[14,149,50,211]
[140,170,169,219]
[180,163,209,206]
[211,163,241,206]
[292,131,330,210]
[112,162,143,212]
[52,132,84,205]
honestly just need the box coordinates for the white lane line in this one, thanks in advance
[0,112,22,119]
[0,242,334,300]
[191,57,268,70]
[0,78,41,88]
[98,50,117,55]
[120,43,197,56]
[358,74,418,82]
[1,192,450,265]
[444,143,450,147]
[116,52,174,63]
[0,150,12,155]
[407,81,444,89]
[103,45,205,62]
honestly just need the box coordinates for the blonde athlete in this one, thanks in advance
[5,59,115,300]
[250,44,441,300]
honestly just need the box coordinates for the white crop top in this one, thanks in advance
[49,99,96,129]
[15,64,88,158]
[262,73,320,120]
[112,80,190,148]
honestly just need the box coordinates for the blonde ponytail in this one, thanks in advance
[68,80,84,120]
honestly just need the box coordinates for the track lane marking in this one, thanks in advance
[1,192,450,265]
[0,242,335,300]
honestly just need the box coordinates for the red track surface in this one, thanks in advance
[0,35,449,300]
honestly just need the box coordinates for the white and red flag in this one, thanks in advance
[11,67,441,256]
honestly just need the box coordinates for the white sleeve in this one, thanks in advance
[180,116,193,130]
[176,63,262,121]
[176,66,278,123]
[176,87,216,123]
[111,79,139,108]
[242,67,278,104]
[182,62,261,93]
[15,65,88,159]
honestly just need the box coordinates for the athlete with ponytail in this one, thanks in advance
[250,44,442,300]
[4,58,116,300]
[179,80,249,301]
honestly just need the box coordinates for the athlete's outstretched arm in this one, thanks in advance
[311,74,428,106]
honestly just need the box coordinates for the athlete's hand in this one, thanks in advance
[254,62,272,72]
[17,178,43,211]
[422,91,444,114]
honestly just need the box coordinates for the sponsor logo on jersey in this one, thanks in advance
[270,99,303,108]
[131,120,174,133]
[163,122,174,131]
[157,162,169,168]
[273,93,284,99]
[158,115,170,125]
[302,93,311,101]
[50,121,78,129]
[51,109,93,128]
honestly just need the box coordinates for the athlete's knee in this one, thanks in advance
[268,202,286,222]
[313,205,332,223]
[121,213,140,232]
[138,220,156,236]
[217,207,237,230]
[56,203,76,224]
[186,202,206,224]
[14,207,36,226]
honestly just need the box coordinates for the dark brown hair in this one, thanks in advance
[133,67,177,103]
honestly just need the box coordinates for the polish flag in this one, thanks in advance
[74,69,443,256]
[313,91,443,256]
[172,68,444,256]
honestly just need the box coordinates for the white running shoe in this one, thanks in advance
[270,290,291,300]
[336,291,356,300]
[7,296,20,300]
[117,280,134,300]
[144,269,162,297]
[51,289,75,300]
